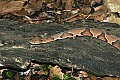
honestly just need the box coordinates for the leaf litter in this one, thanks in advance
[0,0,116,24]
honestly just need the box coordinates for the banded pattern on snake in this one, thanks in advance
[29,28,120,50]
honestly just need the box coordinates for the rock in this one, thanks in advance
[0,20,120,77]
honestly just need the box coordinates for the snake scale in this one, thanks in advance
[29,28,120,50]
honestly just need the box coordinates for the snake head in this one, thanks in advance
[29,37,46,44]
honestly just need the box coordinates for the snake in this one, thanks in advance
[29,28,120,50]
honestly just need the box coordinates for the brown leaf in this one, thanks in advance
[94,4,110,12]
[83,0,91,5]
[62,0,74,10]
[49,65,64,79]
[28,0,42,10]
[0,1,24,15]
[81,6,93,14]
[37,70,45,75]
[13,8,29,16]
[80,71,88,77]
[23,0,42,15]
[95,13,107,21]
[94,5,102,12]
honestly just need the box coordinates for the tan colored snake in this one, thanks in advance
[29,28,120,50]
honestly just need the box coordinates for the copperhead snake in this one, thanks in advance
[29,28,120,50]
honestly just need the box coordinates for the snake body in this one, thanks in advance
[29,28,120,50]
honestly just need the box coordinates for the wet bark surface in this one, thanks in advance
[0,20,120,76]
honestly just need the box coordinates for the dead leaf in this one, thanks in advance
[95,13,107,21]
[49,65,64,80]
[83,0,91,5]
[81,6,93,14]
[94,5,102,12]
[13,8,29,16]
[80,71,88,77]
[62,0,74,10]
[37,70,45,75]
[0,1,24,15]
[94,5,109,12]
[28,0,42,10]
[22,0,42,16]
